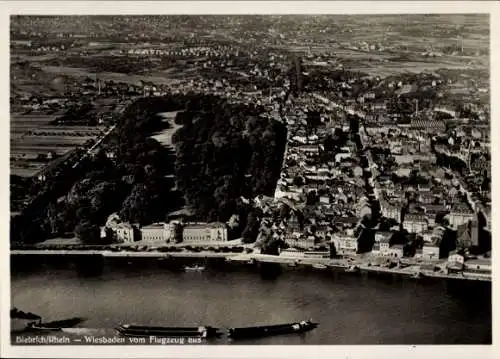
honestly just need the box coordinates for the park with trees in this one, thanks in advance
[11,94,287,246]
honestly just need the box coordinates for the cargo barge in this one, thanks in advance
[116,324,220,338]
[228,320,318,340]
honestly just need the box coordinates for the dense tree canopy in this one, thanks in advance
[12,94,286,245]
[172,97,287,224]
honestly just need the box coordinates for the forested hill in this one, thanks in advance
[11,94,287,245]
[172,98,287,223]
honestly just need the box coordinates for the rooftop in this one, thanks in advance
[450,203,474,214]
[423,242,439,248]
[141,223,166,229]
[184,222,226,229]
[405,214,427,222]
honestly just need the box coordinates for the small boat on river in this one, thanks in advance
[345,265,359,273]
[228,320,318,340]
[312,264,327,270]
[184,265,205,272]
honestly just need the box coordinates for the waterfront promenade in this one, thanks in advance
[10,249,239,259]
[11,249,491,282]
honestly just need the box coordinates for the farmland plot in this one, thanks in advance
[10,163,46,178]
[12,135,95,146]
[11,146,75,157]
[39,65,183,86]
[10,113,106,177]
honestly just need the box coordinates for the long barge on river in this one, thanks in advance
[228,320,318,340]
[116,324,221,338]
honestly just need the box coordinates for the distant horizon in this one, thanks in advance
[3,1,496,358]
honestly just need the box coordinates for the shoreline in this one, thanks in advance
[10,250,491,283]
[10,249,239,258]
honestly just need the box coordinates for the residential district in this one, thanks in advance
[96,79,491,281]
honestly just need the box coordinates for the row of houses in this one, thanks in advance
[264,94,371,252]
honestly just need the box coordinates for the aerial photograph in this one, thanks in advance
[9,14,491,345]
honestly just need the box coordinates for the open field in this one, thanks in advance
[10,113,107,177]
[150,111,182,146]
[11,128,104,139]
[11,147,72,157]
[10,113,57,125]
[11,129,105,137]
[286,14,488,79]
[12,136,95,146]
[10,162,46,177]
[38,65,183,86]
[11,121,106,133]
[349,62,484,78]
[11,15,488,84]
[301,43,487,78]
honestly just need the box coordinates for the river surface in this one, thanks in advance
[10,256,491,345]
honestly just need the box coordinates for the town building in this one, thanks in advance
[387,244,404,258]
[279,248,305,258]
[286,234,315,249]
[403,214,428,233]
[296,144,320,155]
[115,223,136,243]
[102,213,136,243]
[380,199,401,222]
[448,203,475,228]
[374,231,392,244]
[447,253,465,271]
[331,230,358,255]
[456,219,479,249]
[140,222,174,242]
[182,222,228,243]
[422,242,440,261]
[410,119,446,133]
[421,204,447,225]
[421,230,434,243]
[356,196,372,218]
[372,235,390,255]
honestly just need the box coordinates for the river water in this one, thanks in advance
[10,256,491,345]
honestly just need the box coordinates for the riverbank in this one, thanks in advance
[11,249,238,258]
[10,250,491,282]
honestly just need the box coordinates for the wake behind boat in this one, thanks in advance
[27,322,62,332]
[25,317,86,332]
[228,320,318,340]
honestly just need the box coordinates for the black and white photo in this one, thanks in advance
[2,2,496,358]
